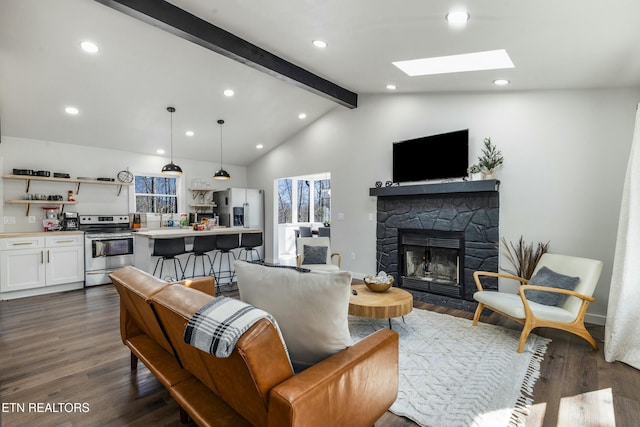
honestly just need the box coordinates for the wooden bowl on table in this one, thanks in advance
[363,276,394,293]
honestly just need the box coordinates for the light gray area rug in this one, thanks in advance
[349,309,551,427]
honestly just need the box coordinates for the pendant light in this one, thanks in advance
[214,119,231,180]
[161,106,183,175]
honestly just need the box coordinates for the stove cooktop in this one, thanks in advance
[79,214,132,233]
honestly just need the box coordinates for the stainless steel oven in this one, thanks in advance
[80,215,135,286]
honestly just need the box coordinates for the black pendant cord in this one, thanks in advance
[161,106,182,175]
[213,119,229,179]
[218,119,224,170]
[168,106,176,162]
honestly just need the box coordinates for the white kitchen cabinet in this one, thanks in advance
[0,237,46,292]
[45,235,84,286]
[0,233,84,299]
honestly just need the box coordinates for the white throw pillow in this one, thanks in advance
[234,261,352,370]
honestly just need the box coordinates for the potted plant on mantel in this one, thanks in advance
[469,137,504,179]
[468,164,483,181]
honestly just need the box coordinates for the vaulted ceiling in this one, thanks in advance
[1,0,639,166]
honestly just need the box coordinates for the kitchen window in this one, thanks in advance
[132,174,179,213]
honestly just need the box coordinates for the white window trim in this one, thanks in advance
[128,171,184,213]
[279,172,330,226]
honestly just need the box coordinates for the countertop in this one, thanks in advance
[0,230,84,238]
[133,227,262,239]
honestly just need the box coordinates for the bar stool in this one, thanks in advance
[238,232,263,262]
[212,233,240,288]
[183,235,217,278]
[152,238,186,281]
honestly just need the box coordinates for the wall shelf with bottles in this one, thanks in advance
[188,188,217,212]
[5,200,77,216]
[188,203,217,212]
[3,174,131,215]
[189,187,212,197]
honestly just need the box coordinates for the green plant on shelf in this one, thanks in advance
[468,164,482,174]
[476,137,504,176]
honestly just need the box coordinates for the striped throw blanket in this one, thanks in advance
[184,296,286,359]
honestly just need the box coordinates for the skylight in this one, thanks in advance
[392,49,514,77]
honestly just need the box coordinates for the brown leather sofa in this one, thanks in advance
[110,266,399,427]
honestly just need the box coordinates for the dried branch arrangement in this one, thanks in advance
[500,236,550,279]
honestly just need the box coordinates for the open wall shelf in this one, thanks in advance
[3,174,131,215]
[5,200,77,216]
[3,174,132,195]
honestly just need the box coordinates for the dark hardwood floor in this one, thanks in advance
[1,283,638,427]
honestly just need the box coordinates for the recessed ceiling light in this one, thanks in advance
[298,113,307,119]
[256,144,264,150]
[156,149,165,154]
[80,40,99,53]
[185,130,195,136]
[64,106,79,115]
[445,11,470,26]
[312,40,327,49]
[386,84,397,90]
[493,79,510,86]
[223,89,234,97]
[392,49,514,77]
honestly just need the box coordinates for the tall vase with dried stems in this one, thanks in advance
[500,236,550,279]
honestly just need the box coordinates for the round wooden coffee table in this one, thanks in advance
[349,284,413,328]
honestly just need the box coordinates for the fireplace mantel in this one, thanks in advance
[369,179,499,197]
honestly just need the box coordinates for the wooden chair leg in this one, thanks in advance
[472,302,484,325]
[568,321,599,350]
[581,329,599,350]
[130,352,138,370]
[517,325,533,353]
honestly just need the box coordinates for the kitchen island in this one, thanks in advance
[133,227,262,280]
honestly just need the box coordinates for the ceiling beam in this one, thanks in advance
[94,0,358,109]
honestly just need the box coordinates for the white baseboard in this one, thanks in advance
[585,312,606,326]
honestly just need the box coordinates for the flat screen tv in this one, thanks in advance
[392,129,469,183]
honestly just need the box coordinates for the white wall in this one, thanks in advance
[248,88,640,322]
[0,136,247,232]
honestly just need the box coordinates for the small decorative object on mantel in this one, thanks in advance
[468,164,483,181]
[470,137,504,179]
[363,271,394,292]
[375,181,383,188]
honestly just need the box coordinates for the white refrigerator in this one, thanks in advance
[213,188,264,229]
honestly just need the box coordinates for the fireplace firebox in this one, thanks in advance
[399,229,465,298]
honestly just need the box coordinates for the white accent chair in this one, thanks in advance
[472,253,603,353]
[296,237,341,272]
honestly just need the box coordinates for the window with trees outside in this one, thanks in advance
[278,173,330,225]
[133,174,179,213]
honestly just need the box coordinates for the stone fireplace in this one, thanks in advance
[371,180,500,303]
